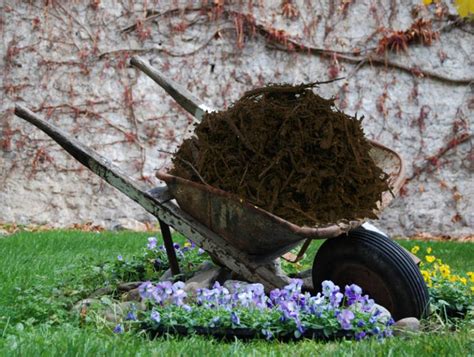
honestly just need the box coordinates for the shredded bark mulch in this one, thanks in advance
[170,83,390,226]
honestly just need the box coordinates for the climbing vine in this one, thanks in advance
[0,0,472,233]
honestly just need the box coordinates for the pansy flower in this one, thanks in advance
[147,237,157,250]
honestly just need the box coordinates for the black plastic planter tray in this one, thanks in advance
[144,324,354,341]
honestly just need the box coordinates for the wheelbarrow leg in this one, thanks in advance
[148,186,180,276]
[159,219,180,276]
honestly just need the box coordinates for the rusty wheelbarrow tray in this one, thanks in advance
[157,138,404,257]
[129,58,406,257]
[13,56,428,320]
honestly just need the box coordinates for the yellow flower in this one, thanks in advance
[423,0,433,5]
[426,247,432,254]
[455,0,474,17]
[467,272,474,283]
[449,276,458,283]
[421,270,431,282]
[425,255,436,263]
[460,277,467,285]
[411,246,420,255]
[439,265,451,278]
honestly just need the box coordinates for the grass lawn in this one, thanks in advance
[0,230,473,356]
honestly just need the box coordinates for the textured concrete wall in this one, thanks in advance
[1,1,472,236]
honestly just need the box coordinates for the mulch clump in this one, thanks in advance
[170,83,389,226]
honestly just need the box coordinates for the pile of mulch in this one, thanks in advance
[170,83,389,226]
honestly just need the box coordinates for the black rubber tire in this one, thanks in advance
[312,227,429,320]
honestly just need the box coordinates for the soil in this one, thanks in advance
[170,83,389,226]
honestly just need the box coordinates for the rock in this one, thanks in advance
[104,306,124,324]
[71,298,100,313]
[183,281,201,296]
[158,261,229,285]
[185,266,221,286]
[302,276,314,293]
[294,269,312,279]
[371,303,392,322]
[104,301,145,323]
[88,286,113,298]
[183,267,225,295]
[223,280,246,293]
[74,297,145,323]
[0,229,9,237]
[195,260,216,273]
[393,317,421,335]
[223,280,265,295]
[122,287,141,302]
[117,281,142,292]
[112,218,148,232]
[159,268,173,282]
[187,261,231,284]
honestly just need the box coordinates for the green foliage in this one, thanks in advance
[428,276,473,320]
[1,231,473,355]
[409,245,474,322]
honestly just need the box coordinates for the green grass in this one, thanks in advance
[0,231,473,356]
[0,231,152,323]
[1,325,473,357]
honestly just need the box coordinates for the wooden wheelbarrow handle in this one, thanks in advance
[13,105,291,291]
[14,105,181,276]
[130,56,213,121]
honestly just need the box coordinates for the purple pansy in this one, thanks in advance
[150,310,161,324]
[337,309,355,330]
[138,281,155,300]
[330,291,344,308]
[147,237,157,250]
[125,311,137,321]
[231,311,240,326]
[209,316,220,328]
[113,324,123,334]
[137,275,393,341]
[182,304,192,312]
[355,331,367,341]
[322,280,337,297]
[344,284,363,305]
[361,295,375,312]
[372,326,381,335]
[139,281,188,306]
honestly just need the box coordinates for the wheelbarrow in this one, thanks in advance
[13,56,428,320]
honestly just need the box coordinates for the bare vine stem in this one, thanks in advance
[119,5,473,85]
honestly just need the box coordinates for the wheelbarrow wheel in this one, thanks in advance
[311,227,429,321]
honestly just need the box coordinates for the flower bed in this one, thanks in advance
[411,245,474,319]
[123,279,394,341]
[104,238,472,340]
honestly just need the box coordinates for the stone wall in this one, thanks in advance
[1,1,472,236]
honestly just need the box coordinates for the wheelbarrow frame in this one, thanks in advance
[13,56,407,293]
[14,105,292,291]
